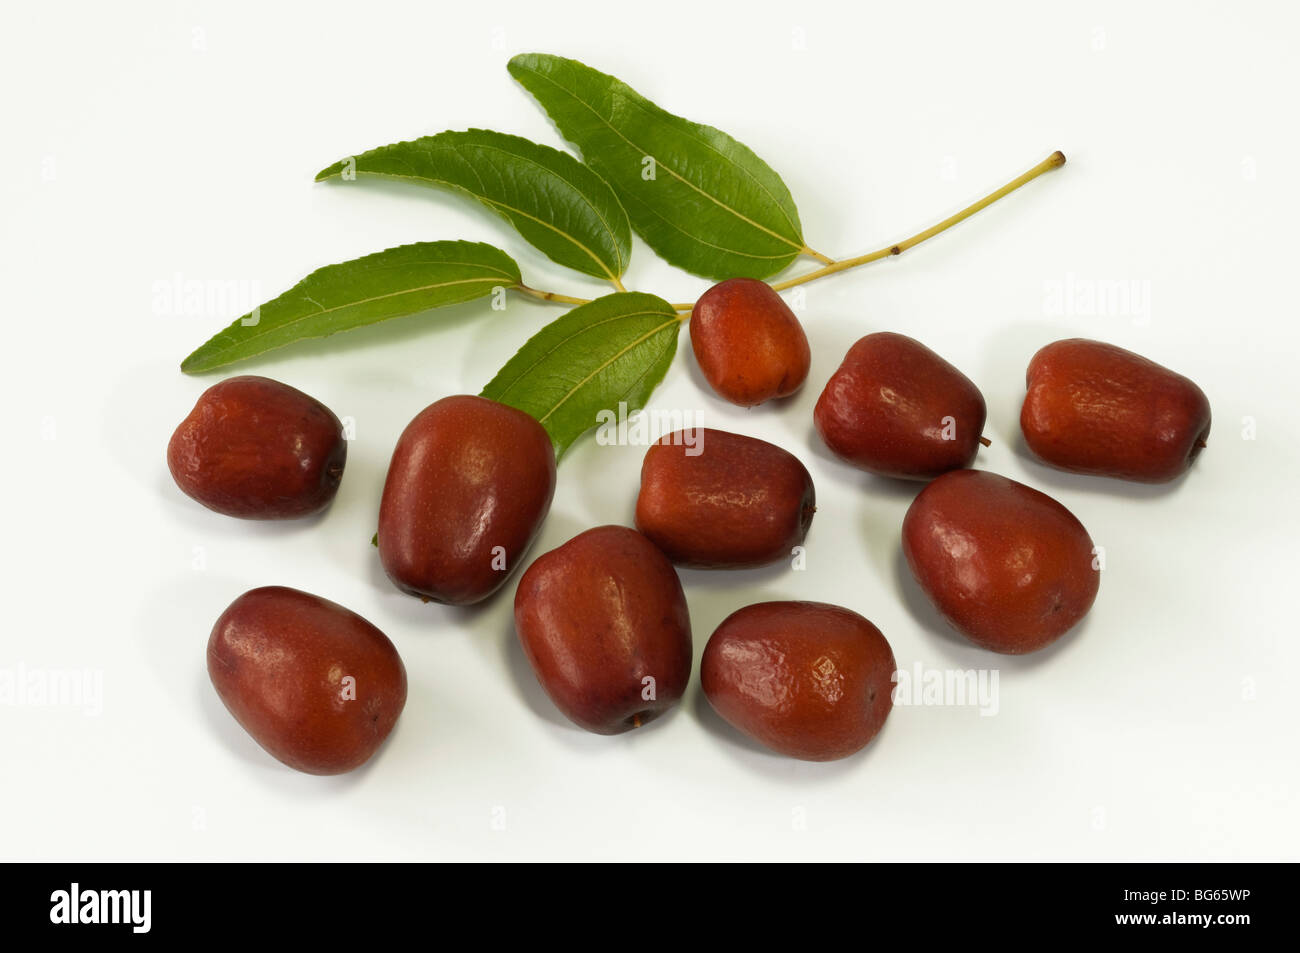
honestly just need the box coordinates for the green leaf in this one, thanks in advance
[508,53,806,281]
[316,129,631,282]
[180,241,520,373]
[482,292,680,457]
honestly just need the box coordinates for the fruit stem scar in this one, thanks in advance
[769,150,1067,294]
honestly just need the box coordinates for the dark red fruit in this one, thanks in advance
[1021,338,1212,483]
[690,278,811,406]
[167,375,346,519]
[902,469,1100,654]
[514,526,692,734]
[701,601,896,761]
[635,428,815,569]
[378,395,556,605]
[207,586,407,775]
[814,332,987,480]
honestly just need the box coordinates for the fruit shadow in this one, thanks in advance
[680,350,812,424]
[362,549,502,632]
[157,472,339,540]
[800,422,927,501]
[1010,431,1197,501]
[691,686,892,780]
[890,548,1091,671]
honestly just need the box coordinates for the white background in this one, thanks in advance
[3,0,1297,861]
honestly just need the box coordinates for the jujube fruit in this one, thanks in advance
[690,278,811,406]
[635,428,815,569]
[902,469,1100,654]
[378,395,556,605]
[514,525,692,734]
[701,601,896,761]
[1020,338,1212,483]
[167,375,346,519]
[814,332,988,480]
[207,586,407,775]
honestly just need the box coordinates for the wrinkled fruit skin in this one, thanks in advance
[514,526,692,735]
[379,395,556,605]
[701,601,896,762]
[635,428,816,569]
[814,332,987,480]
[902,470,1100,654]
[207,586,407,775]
[690,278,811,406]
[167,375,346,519]
[1021,338,1212,483]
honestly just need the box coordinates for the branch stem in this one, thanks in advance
[512,150,1066,315]
[770,151,1066,293]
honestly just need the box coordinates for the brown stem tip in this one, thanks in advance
[1195,437,1208,449]
[978,435,992,447]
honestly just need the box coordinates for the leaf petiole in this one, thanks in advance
[513,284,593,306]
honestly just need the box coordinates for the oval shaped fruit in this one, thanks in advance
[1020,338,1212,483]
[701,601,896,761]
[167,375,346,519]
[902,469,1100,654]
[635,428,815,569]
[378,395,556,605]
[514,525,692,734]
[207,586,407,775]
[814,332,988,480]
[690,278,811,406]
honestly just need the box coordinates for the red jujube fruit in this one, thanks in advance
[167,375,346,519]
[1020,338,1211,483]
[635,428,815,569]
[378,395,556,605]
[701,601,896,761]
[814,332,987,480]
[901,469,1100,654]
[207,586,407,775]
[514,526,692,735]
[690,278,811,406]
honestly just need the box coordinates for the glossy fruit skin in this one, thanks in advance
[902,470,1100,654]
[167,375,346,519]
[635,428,816,569]
[378,395,556,605]
[1020,338,1212,483]
[701,601,896,762]
[207,586,407,775]
[514,526,692,735]
[814,332,987,480]
[690,278,811,406]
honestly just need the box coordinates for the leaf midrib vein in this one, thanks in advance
[198,275,509,359]
[514,62,802,252]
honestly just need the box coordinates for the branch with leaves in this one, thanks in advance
[180,53,1065,458]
